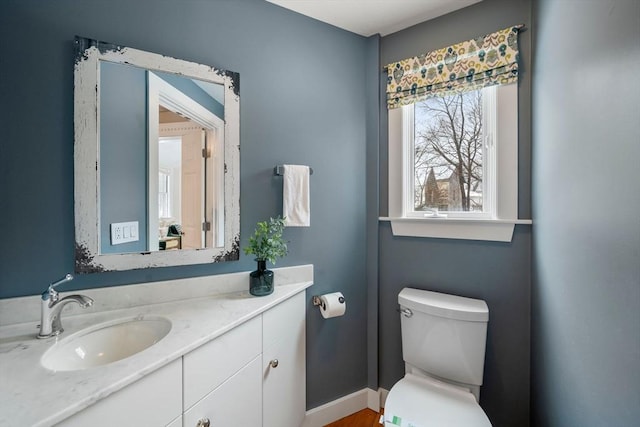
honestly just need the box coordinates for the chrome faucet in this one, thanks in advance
[37,274,94,339]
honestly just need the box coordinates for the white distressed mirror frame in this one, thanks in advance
[74,37,240,273]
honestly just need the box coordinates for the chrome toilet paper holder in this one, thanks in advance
[312,295,323,309]
[312,294,345,310]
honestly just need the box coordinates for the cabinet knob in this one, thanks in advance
[196,418,210,427]
[270,359,279,368]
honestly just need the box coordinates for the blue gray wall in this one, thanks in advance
[365,34,381,392]
[377,1,532,426]
[531,1,640,426]
[0,0,370,410]
[100,61,148,253]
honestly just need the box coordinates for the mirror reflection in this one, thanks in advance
[155,110,223,252]
[74,36,240,272]
[99,64,226,254]
[154,74,226,252]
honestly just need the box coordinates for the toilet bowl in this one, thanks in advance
[384,374,491,426]
[383,288,492,426]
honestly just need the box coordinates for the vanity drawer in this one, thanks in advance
[58,358,182,427]
[183,315,261,409]
[263,292,305,350]
[183,355,262,427]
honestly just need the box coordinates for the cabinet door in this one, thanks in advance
[263,292,306,427]
[58,359,182,427]
[183,355,262,427]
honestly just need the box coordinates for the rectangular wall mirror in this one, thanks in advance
[74,36,240,272]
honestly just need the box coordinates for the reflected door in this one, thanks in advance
[181,129,205,249]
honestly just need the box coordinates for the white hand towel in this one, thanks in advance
[282,164,310,227]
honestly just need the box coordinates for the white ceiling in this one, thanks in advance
[265,0,482,37]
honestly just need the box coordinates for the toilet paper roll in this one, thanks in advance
[319,292,346,319]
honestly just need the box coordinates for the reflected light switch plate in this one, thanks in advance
[111,221,139,245]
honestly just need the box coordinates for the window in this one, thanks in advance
[382,26,530,241]
[158,170,172,218]
[385,83,529,241]
[408,86,494,218]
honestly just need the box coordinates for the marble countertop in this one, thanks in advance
[0,265,313,427]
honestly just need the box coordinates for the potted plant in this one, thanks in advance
[244,216,288,296]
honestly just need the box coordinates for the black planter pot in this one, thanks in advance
[249,259,274,296]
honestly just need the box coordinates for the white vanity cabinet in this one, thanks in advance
[0,266,313,427]
[57,358,182,427]
[56,291,306,427]
[182,292,306,427]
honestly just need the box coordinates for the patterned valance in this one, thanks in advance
[385,25,522,109]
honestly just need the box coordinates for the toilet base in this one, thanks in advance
[383,374,491,427]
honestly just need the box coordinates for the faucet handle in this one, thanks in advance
[42,274,74,300]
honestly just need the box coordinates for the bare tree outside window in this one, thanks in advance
[414,89,484,212]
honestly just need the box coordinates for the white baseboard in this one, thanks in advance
[302,388,381,427]
[379,387,389,408]
[367,388,380,412]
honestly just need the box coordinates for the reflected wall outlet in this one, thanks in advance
[111,221,139,245]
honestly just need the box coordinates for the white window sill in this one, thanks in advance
[379,217,532,242]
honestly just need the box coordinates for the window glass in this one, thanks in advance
[158,171,171,218]
[413,89,486,213]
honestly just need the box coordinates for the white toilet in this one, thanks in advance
[383,288,492,427]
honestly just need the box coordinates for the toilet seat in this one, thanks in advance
[383,374,492,427]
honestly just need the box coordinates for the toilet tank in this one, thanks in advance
[398,288,489,387]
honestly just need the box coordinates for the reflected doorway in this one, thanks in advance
[148,72,225,252]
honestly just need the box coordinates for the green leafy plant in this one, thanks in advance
[244,216,288,265]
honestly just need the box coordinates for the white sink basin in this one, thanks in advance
[41,316,171,371]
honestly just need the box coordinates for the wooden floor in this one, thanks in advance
[324,408,382,427]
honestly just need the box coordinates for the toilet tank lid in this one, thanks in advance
[398,288,488,322]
